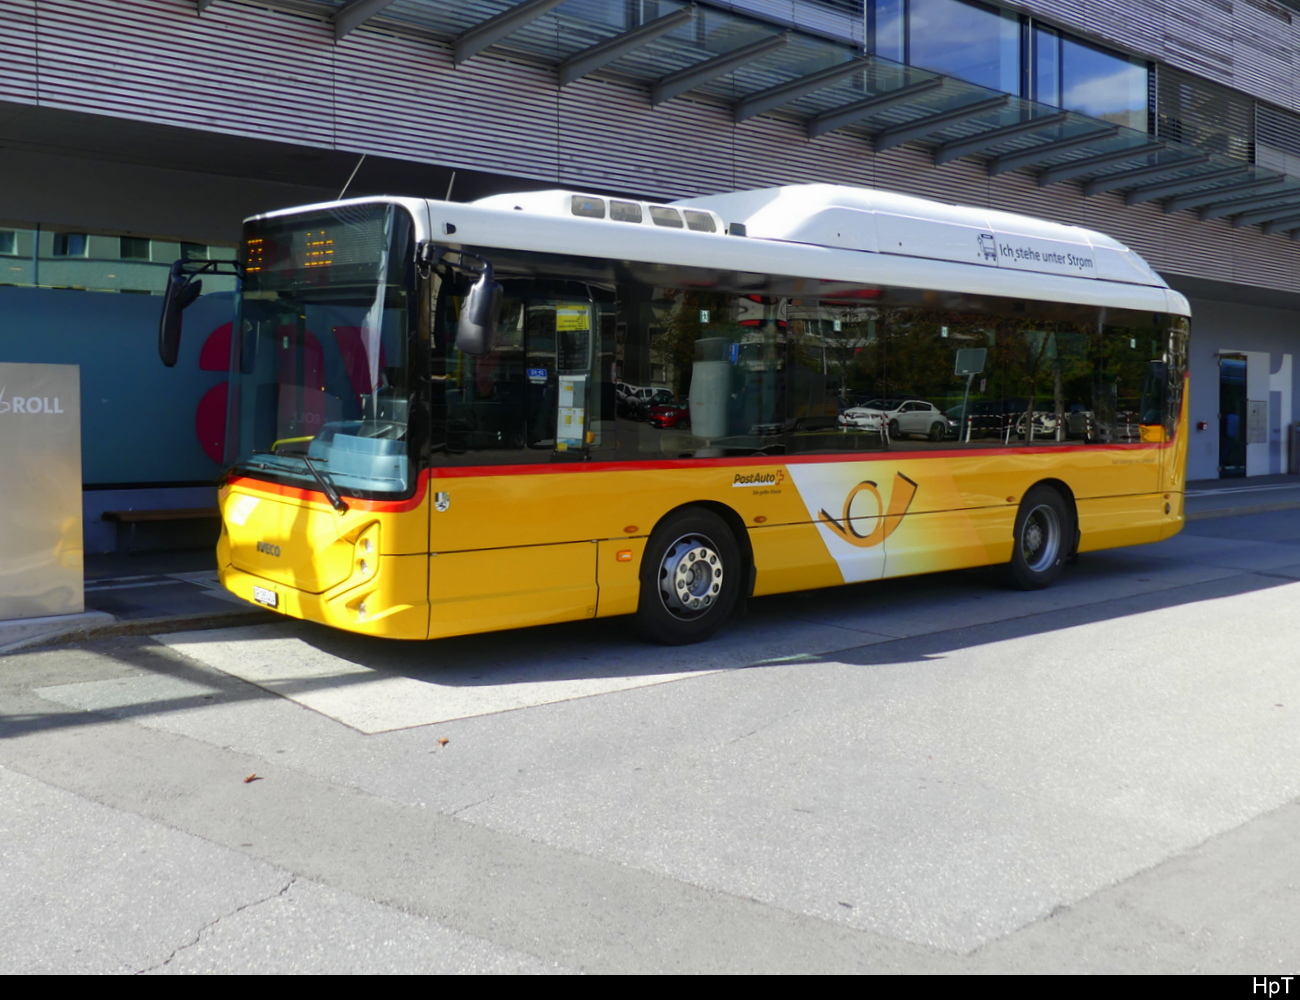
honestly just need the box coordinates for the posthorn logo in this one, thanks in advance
[0,386,65,415]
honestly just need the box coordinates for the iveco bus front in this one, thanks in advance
[160,198,498,638]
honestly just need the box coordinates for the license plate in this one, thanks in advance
[252,585,279,609]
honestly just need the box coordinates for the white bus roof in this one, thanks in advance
[247,185,1189,316]
[672,184,1163,289]
[465,185,1183,315]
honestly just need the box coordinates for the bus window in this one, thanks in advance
[435,276,611,463]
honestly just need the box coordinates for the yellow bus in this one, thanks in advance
[160,184,1189,645]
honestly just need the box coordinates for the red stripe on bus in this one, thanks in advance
[427,441,1170,478]
[226,436,1172,506]
[223,475,429,513]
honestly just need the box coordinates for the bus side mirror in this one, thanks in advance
[454,264,502,357]
[159,262,203,367]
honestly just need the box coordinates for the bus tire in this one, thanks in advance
[1007,486,1073,590]
[635,509,741,645]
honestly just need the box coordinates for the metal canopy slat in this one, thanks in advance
[807,78,944,138]
[988,126,1118,177]
[454,0,568,66]
[651,33,789,106]
[1261,215,1300,234]
[734,56,871,122]
[1036,140,1166,186]
[871,94,1010,152]
[333,0,398,41]
[1164,176,1286,213]
[558,7,698,87]
[1081,154,1211,196]
[1233,202,1300,227]
[1197,185,1300,220]
[1125,166,1251,205]
[933,111,1069,166]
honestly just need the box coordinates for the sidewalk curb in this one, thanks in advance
[1186,500,1300,521]
[1,608,284,654]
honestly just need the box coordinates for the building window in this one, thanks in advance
[120,236,151,260]
[905,0,1019,94]
[871,0,905,61]
[870,1,1149,131]
[1032,25,1060,108]
[53,232,88,257]
[180,242,209,261]
[0,231,15,256]
[1060,37,1147,131]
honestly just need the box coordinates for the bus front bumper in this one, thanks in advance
[219,553,431,640]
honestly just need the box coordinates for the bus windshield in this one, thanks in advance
[229,203,414,498]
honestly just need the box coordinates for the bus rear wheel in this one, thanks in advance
[1007,486,1073,590]
[635,509,741,645]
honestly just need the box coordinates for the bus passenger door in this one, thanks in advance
[427,275,609,639]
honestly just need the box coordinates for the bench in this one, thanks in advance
[102,507,221,554]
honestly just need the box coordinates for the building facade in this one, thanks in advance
[4,0,1300,547]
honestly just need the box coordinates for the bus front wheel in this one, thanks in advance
[635,509,741,645]
[1008,486,1073,590]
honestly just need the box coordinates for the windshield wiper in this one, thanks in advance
[263,444,350,513]
[301,455,349,513]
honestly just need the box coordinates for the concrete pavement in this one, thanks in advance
[3,505,1300,972]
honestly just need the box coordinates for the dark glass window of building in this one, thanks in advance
[1058,36,1147,131]
[905,0,1020,93]
[872,0,905,61]
[53,233,88,257]
[120,236,151,260]
[871,0,1149,131]
[0,231,15,255]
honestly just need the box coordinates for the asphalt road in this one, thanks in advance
[3,509,1300,973]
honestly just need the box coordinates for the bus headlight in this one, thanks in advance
[355,524,380,577]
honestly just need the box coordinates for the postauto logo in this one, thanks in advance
[0,386,65,415]
[732,469,785,488]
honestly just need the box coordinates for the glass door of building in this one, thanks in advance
[1219,355,1247,478]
